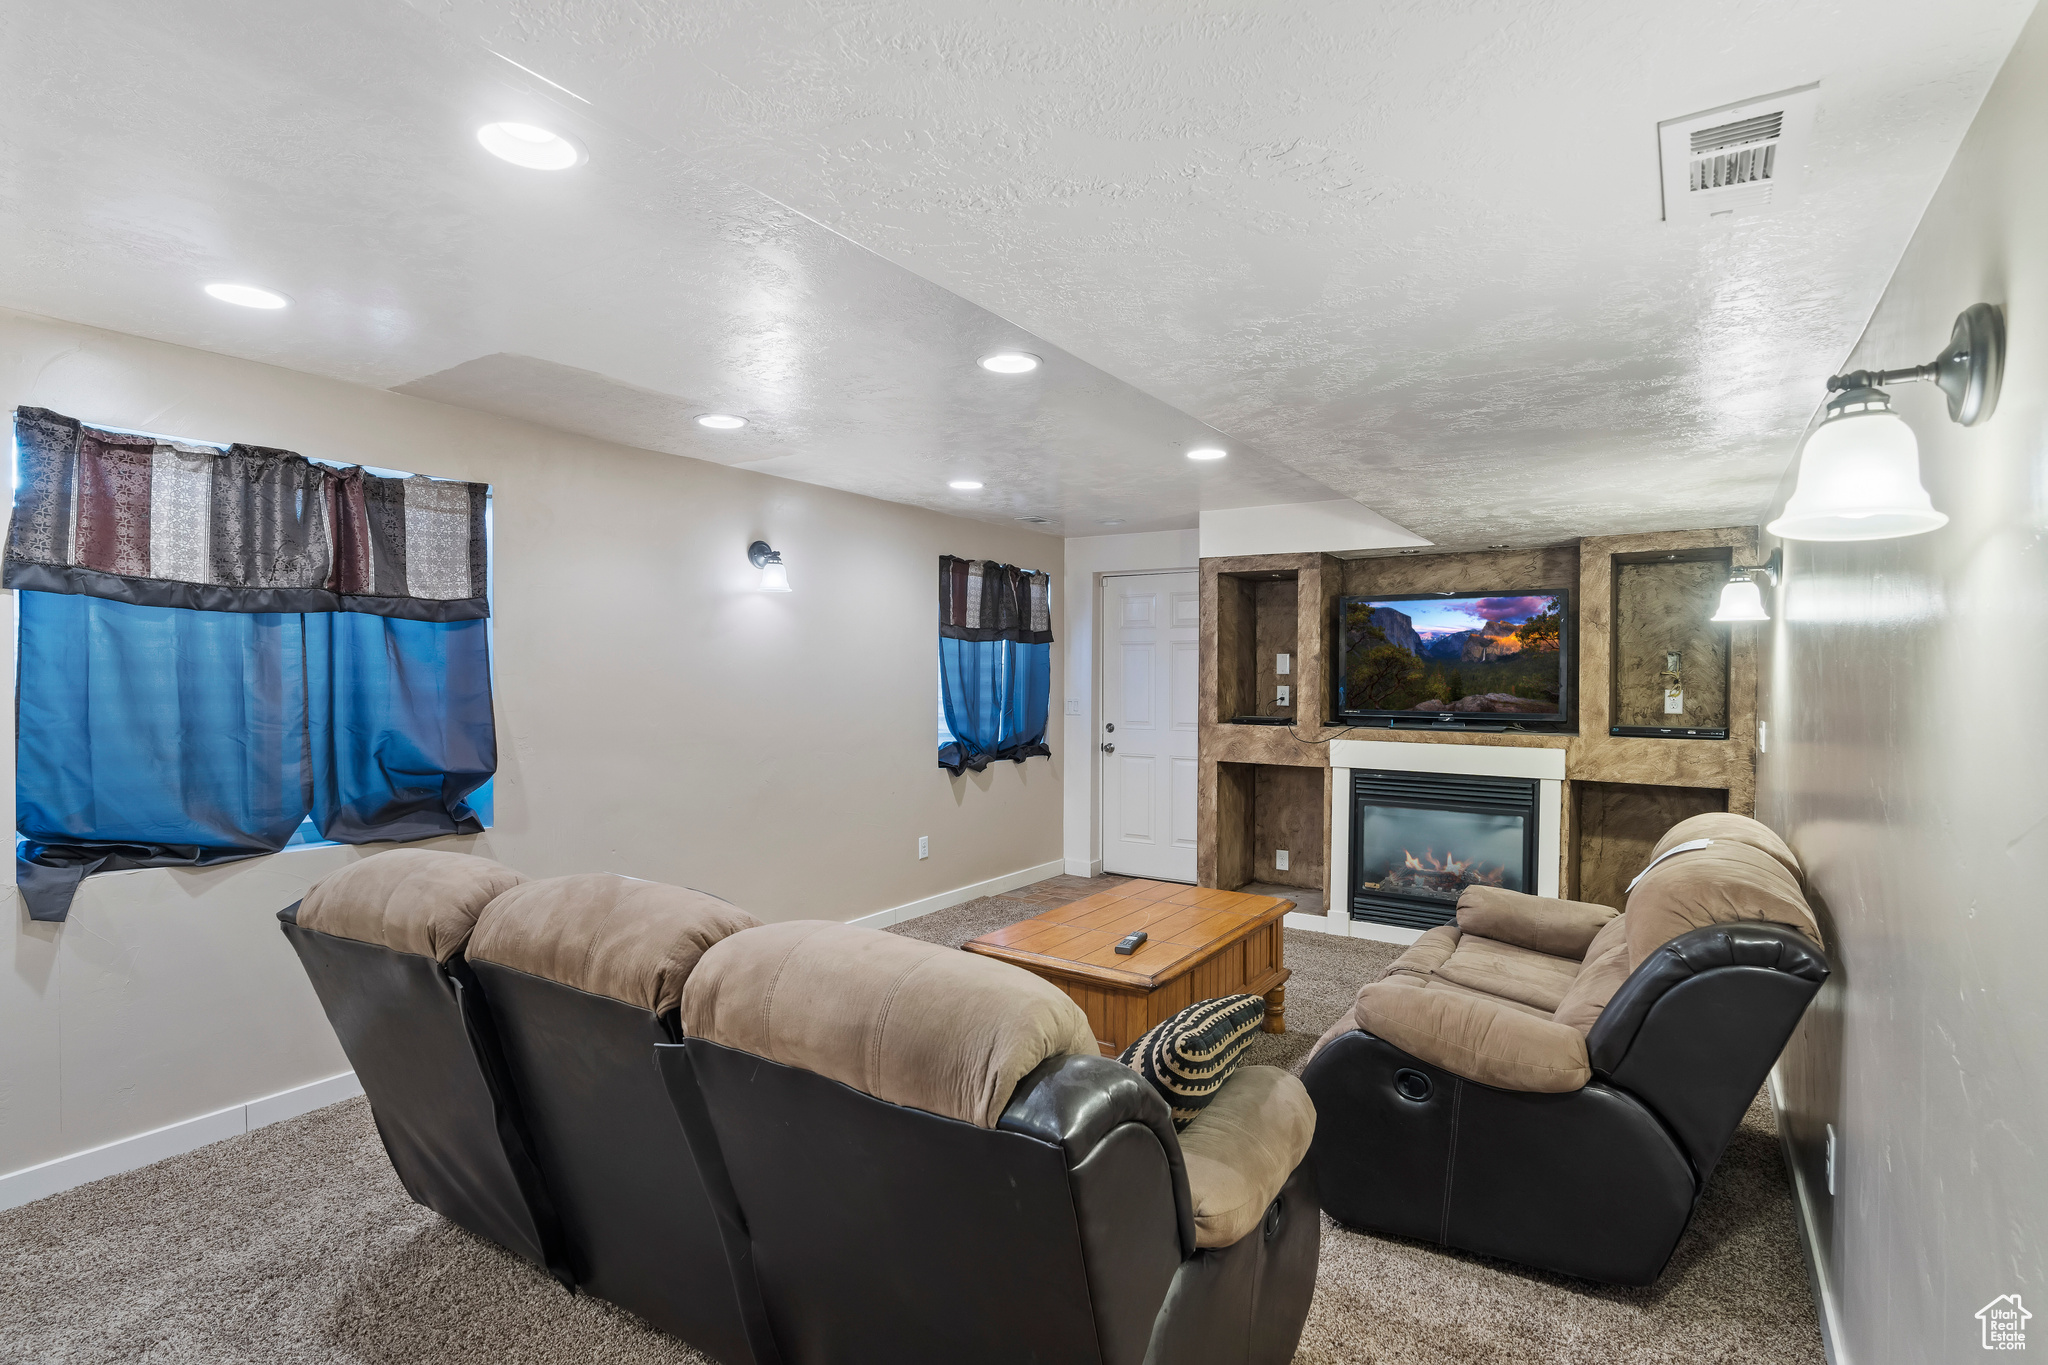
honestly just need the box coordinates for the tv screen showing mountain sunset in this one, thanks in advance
[1338,593,1565,716]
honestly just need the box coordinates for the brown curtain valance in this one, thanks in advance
[939,555,1053,644]
[5,407,488,621]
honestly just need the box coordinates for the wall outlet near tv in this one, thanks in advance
[1275,849,1290,871]
[917,836,929,860]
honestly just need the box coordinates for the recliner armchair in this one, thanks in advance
[662,919,1322,1365]
[1301,813,1829,1285]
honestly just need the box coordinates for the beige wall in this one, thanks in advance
[2,307,1063,1175]
[1758,10,2048,1361]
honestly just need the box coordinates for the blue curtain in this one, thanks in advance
[17,594,312,873]
[936,556,1053,775]
[941,638,1054,773]
[307,612,495,843]
[16,592,492,921]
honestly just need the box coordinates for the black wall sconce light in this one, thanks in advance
[1769,304,2004,542]
[748,540,790,592]
[1711,548,1782,622]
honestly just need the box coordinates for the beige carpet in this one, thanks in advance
[0,894,1824,1364]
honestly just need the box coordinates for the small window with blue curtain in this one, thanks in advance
[7,407,498,922]
[937,556,1054,775]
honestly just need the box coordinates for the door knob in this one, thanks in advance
[1101,742,1115,753]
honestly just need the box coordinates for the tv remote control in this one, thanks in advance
[1114,931,1148,955]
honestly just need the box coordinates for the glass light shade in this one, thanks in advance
[1711,577,1769,622]
[759,560,791,592]
[476,122,583,170]
[1766,408,1948,541]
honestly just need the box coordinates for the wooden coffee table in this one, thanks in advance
[963,880,1293,1057]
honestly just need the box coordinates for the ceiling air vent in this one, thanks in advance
[1659,83,1818,223]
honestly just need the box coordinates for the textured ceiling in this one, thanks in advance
[2,0,2035,546]
[0,0,1338,538]
[410,0,2035,544]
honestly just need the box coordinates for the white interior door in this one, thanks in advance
[1100,572,1199,882]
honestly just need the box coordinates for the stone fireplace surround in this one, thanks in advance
[1302,739,1565,946]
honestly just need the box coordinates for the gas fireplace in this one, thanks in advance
[1349,769,1539,929]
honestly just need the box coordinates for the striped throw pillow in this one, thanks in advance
[1120,994,1267,1130]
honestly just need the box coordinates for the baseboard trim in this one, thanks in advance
[1285,911,1350,936]
[1346,920,1426,947]
[846,858,1068,930]
[1063,857,1102,878]
[0,1070,363,1212]
[1769,1068,1847,1365]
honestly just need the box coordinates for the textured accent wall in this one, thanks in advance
[1758,10,2048,1360]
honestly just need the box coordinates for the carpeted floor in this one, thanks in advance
[0,886,1825,1364]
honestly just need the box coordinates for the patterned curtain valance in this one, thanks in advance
[5,407,488,621]
[939,555,1053,644]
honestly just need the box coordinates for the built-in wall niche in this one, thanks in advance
[1610,548,1733,738]
[1216,569,1300,724]
[1572,780,1727,910]
[1213,761,1324,895]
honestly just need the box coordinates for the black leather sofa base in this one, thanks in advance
[277,907,569,1285]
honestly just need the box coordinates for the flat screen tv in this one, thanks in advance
[1334,590,1568,726]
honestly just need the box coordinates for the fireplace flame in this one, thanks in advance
[1398,847,1507,887]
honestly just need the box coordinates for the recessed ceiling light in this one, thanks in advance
[1186,447,1227,461]
[696,413,747,430]
[1098,518,1125,526]
[978,351,1041,375]
[948,480,984,491]
[1487,543,1511,549]
[476,122,584,170]
[1016,516,1049,524]
[203,282,289,309]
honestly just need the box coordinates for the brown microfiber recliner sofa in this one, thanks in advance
[284,855,1322,1365]
[1300,812,1830,1285]
[662,919,1322,1365]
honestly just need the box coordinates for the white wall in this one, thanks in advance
[1059,529,1201,875]
[2,307,1064,1179]
[1757,10,2048,1361]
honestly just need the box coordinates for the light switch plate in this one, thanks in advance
[917,836,929,860]
[1276,653,1291,675]
[1064,698,1081,715]
[1276,685,1292,707]
[1275,849,1290,871]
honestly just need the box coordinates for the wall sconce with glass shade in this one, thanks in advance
[748,540,790,592]
[1768,304,2003,541]
[1711,548,1782,622]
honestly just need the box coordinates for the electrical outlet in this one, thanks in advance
[1275,849,1290,871]
[1276,685,1292,707]
[917,836,929,860]
[1664,687,1683,715]
[1275,653,1291,676]
[1825,1123,1836,1196]
[1065,697,1081,715]
[1759,720,1769,753]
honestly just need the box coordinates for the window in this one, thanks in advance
[8,406,496,920]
